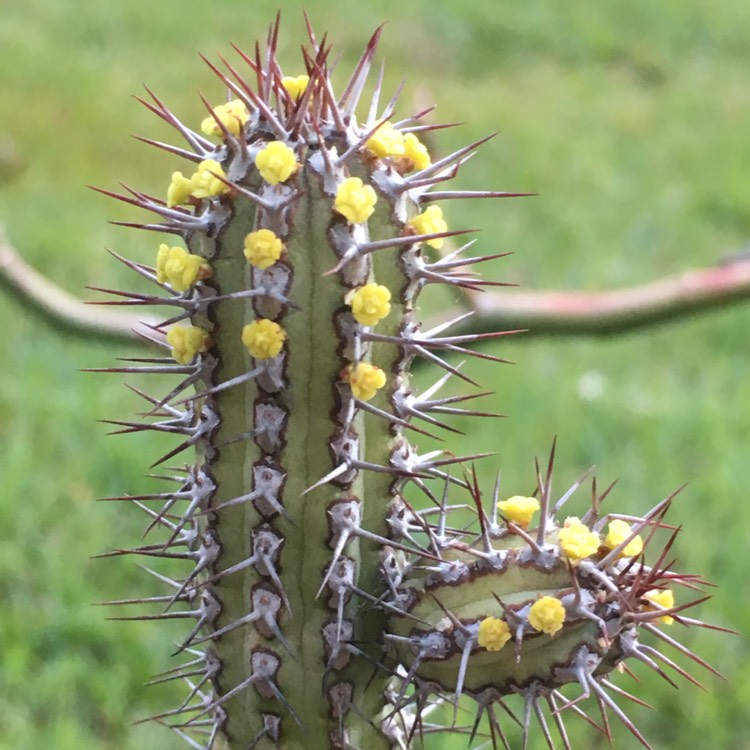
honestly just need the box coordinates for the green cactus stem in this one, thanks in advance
[95,16,724,750]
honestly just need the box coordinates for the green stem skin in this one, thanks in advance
[181,126,407,745]
[190,170,394,747]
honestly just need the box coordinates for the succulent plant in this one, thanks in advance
[95,16,724,750]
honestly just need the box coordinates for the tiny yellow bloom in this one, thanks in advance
[604,519,644,558]
[497,496,540,529]
[402,132,431,171]
[255,141,298,185]
[347,362,386,401]
[191,160,230,199]
[242,319,286,360]
[643,589,675,625]
[407,205,448,248]
[366,121,405,159]
[200,99,250,137]
[334,177,377,224]
[282,74,310,101]
[558,517,601,561]
[166,326,209,365]
[167,171,195,207]
[346,283,392,326]
[244,229,284,270]
[528,596,566,636]
[477,616,511,652]
[156,245,209,292]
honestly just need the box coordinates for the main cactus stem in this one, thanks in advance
[99,18,723,750]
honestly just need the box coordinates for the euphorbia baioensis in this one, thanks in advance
[96,17,724,750]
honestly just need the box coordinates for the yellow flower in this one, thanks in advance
[604,519,644,558]
[528,596,566,636]
[478,617,511,652]
[200,99,250,137]
[402,132,431,171]
[496,495,540,529]
[334,177,377,224]
[244,229,284,270]
[255,141,298,185]
[167,171,195,207]
[347,362,386,401]
[191,160,230,199]
[166,326,209,365]
[346,283,392,326]
[156,245,209,292]
[643,589,675,625]
[558,517,601,561]
[407,205,447,248]
[282,74,310,101]
[242,319,286,360]
[366,121,405,159]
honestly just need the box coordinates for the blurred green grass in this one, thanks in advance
[1,1,748,748]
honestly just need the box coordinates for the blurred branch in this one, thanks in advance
[446,256,750,338]
[3,230,750,346]
[0,230,161,343]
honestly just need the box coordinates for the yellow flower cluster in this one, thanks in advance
[166,172,194,208]
[200,99,250,137]
[497,495,540,529]
[167,160,230,207]
[346,283,391,326]
[156,245,209,292]
[192,160,230,199]
[604,519,644,558]
[477,617,511,652]
[334,177,377,224]
[364,122,430,172]
[643,588,675,625]
[408,205,447,248]
[528,596,566,636]
[241,319,286,360]
[244,229,284,270]
[347,362,386,401]
[167,326,209,365]
[558,517,601,561]
[366,121,406,159]
[255,141,298,185]
[282,74,310,100]
[403,132,431,171]
[478,595,567,651]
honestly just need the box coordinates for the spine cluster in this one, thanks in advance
[97,18,723,750]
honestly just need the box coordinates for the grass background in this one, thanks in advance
[1,1,749,748]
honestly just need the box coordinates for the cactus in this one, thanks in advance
[95,17,724,750]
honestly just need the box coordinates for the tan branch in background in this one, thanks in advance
[3,229,750,347]
[447,257,750,338]
[0,231,162,344]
